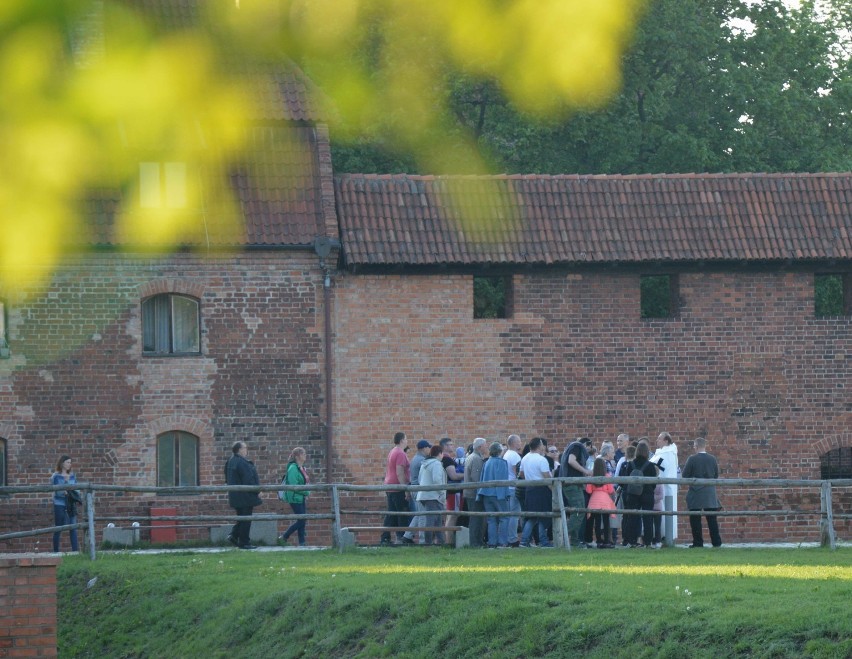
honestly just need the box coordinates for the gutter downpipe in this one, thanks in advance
[323,267,333,485]
[313,237,339,486]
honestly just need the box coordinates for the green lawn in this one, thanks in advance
[58,547,852,658]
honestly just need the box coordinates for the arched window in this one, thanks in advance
[142,294,200,355]
[820,447,852,479]
[157,431,199,487]
[0,438,6,486]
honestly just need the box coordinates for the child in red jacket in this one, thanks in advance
[586,458,616,548]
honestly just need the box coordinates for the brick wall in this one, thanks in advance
[0,252,329,550]
[0,554,61,658]
[2,260,849,547]
[332,270,852,542]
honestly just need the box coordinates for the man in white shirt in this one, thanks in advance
[519,437,554,547]
[503,434,523,547]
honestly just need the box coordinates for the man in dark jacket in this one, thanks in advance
[225,441,262,549]
[681,437,722,548]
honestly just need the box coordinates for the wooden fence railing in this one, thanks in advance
[1,476,849,559]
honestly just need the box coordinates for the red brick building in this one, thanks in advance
[1,5,850,546]
[333,173,852,542]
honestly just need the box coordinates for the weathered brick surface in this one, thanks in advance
[2,259,850,547]
[0,252,329,549]
[0,555,61,658]
[333,270,852,542]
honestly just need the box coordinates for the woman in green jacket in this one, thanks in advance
[279,447,309,545]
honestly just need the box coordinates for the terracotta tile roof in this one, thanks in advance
[335,173,852,267]
[80,125,332,247]
[113,0,325,122]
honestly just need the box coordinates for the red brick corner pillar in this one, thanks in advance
[0,554,62,658]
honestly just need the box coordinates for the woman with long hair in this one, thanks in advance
[279,447,309,546]
[51,455,79,552]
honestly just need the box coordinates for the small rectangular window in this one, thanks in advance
[142,294,200,355]
[474,275,512,319]
[641,274,679,319]
[815,274,850,317]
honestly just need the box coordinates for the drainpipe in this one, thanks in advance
[314,237,339,484]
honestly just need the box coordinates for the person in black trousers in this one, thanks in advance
[225,441,262,549]
[681,437,722,548]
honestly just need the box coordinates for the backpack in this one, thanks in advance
[625,462,647,496]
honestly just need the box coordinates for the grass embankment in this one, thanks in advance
[58,548,852,658]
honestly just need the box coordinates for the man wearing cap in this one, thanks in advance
[402,440,432,545]
[560,437,593,548]
[381,431,410,546]
[463,438,489,548]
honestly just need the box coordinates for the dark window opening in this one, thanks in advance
[157,431,199,488]
[641,274,679,319]
[474,275,511,319]
[820,447,852,479]
[142,294,200,355]
[815,274,850,317]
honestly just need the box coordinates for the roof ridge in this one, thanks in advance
[336,171,852,182]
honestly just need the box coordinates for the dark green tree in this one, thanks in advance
[332,0,851,175]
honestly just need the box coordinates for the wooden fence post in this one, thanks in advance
[553,481,571,551]
[820,481,836,550]
[332,484,342,552]
[86,489,97,560]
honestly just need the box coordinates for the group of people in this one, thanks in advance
[383,430,722,550]
[223,441,311,549]
[47,430,720,554]
[50,445,312,553]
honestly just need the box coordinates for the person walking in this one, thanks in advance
[51,455,80,553]
[279,447,310,546]
[225,441,262,549]
[681,437,723,548]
